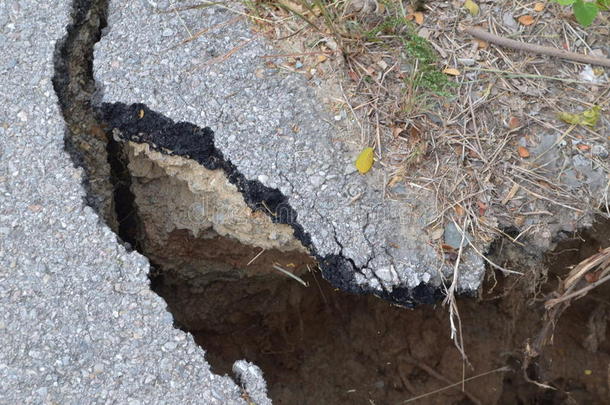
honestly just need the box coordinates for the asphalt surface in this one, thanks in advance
[0,1,267,403]
[94,1,485,298]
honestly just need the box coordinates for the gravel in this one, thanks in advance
[0,1,254,403]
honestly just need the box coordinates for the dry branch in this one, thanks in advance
[464,27,610,68]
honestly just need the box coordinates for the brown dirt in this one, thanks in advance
[151,218,610,405]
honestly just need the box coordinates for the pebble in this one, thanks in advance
[163,341,177,351]
[309,175,324,187]
[161,28,175,37]
[375,266,398,283]
[444,222,471,249]
[344,163,357,175]
[502,13,518,30]
[458,58,475,66]
[257,174,268,184]
[592,145,608,158]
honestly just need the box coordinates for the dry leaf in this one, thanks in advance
[533,2,545,12]
[463,0,480,16]
[514,215,526,227]
[413,11,424,25]
[475,39,489,49]
[278,0,306,14]
[476,200,488,215]
[391,126,403,138]
[518,15,535,26]
[508,116,520,129]
[387,175,402,188]
[443,67,461,76]
[454,204,465,216]
[355,147,375,174]
[518,146,530,158]
[317,54,328,63]
[441,244,456,252]
[409,125,422,140]
[577,144,591,151]
[348,70,359,81]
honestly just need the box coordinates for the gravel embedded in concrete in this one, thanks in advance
[0,1,256,403]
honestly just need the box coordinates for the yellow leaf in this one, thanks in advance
[518,15,535,26]
[443,67,461,76]
[558,105,601,127]
[355,147,374,174]
[463,0,480,16]
[558,112,581,125]
[533,2,545,12]
[582,106,601,127]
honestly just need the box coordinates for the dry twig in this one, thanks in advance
[464,27,610,68]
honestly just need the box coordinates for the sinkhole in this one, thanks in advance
[51,0,610,404]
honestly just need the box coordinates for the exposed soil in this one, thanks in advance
[53,0,610,404]
[154,217,610,405]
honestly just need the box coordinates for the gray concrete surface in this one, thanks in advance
[94,1,485,296]
[0,1,266,403]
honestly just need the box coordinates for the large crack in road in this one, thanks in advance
[50,0,451,402]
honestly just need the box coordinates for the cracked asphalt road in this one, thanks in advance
[0,1,267,403]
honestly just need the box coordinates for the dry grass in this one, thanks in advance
[234,0,610,368]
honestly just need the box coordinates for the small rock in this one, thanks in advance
[444,222,471,249]
[418,27,431,40]
[161,28,175,37]
[375,266,397,283]
[390,184,408,195]
[458,58,475,66]
[163,341,177,351]
[579,65,604,83]
[257,174,269,184]
[502,13,518,30]
[592,145,608,158]
[344,164,357,175]
[309,175,324,187]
